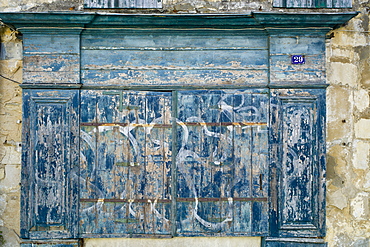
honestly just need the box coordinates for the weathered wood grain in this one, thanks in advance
[82,50,268,69]
[22,34,81,84]
[269,89,326,238]
[270,36,325,55]
[17,15,332,243]
[80,91,172,236]
[176,90,268,237]
[81,33,268,87]
[24,34,80,55]
[81,34,268,50]
[82,69,268,86]
[269,35,326,85]
[21,90,79,239]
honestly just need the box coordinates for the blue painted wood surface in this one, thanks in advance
[176,90,268,236]
[264,237,328,247]
[79,90,172,237]
[79,89,269,237]
[80,32,268,87]
[269,35,326,86]
[23,33,81,84]
[21,90,80,239]
[269,89,326,238]
[265,242,327,247]
[21,244,80,247]
[12,13,344,244]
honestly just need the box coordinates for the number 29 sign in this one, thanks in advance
[291,55,305,64]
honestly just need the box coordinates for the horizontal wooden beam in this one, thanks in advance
[0,12,358,31]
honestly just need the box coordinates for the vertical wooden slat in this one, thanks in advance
[219,92,235,236]
[200,92,219,236]
[80,89,269,237]
[80,90,172,237]
[176,90,268,237]
[251,93,268,199]
[143,93,172,234]
[250,98,269,235]
[233,91,253,235]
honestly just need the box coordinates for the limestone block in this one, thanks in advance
[363,79,370,88]
[352,238,370,247]
[328,62,358,87]
[355,119,370,139]
[354,89,370,112]
[0,42,22,60]
[328,189,348,210]
[0,164,20,192]
[331,30,367,48]
[0,226,21,247]
[1,146,21,165]
[2,192,19,234]
[0,168,4,180]
[352,140,370,170]
[327,86,353,141]
[332,233,352,247]
[0,195,6,216]
[350,18,367,33]
[350,192,369,220]
[2,59,22,76]
[330,47,358,64]
[327,144,351,177]
[327,86,352,120]
[364,171,370,191]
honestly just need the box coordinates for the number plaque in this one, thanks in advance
[291,55,305,64]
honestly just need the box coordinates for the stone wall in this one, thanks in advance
[326,10,370,247]
[0,0,370,247]
[0,25,22,247]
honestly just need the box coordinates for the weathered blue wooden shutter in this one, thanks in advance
[269,89,326,239]
[273,0,352,8]
[79,90,172,237]
[84,0,162,8]
[78,89,270,237]
[176,89,269,236]
[21,90,79,239]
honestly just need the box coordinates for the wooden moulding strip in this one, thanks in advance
[176,197,268,202]
[80,122,267,127]
[80,198,267,203]
[80,198,172,203]
[80,123,173,128]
